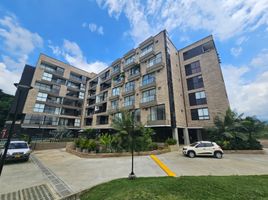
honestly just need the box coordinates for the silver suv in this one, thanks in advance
[182,141,223,159]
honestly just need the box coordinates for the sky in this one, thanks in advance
[0,0,268,120]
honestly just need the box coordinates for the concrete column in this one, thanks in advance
[183,128,190,145]
[172,128,179,145]
[197,129,202,141]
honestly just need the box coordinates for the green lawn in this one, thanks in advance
[81,176,268,200]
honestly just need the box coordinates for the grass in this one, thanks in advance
[80,176,268,200]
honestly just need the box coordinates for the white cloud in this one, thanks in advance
[49,39,107,73]
[82,22,104,35]
[97,0,268,44]
[0,14,43,95]
[0,62,21,95]
[230,47,243,57]
[250,49,268,68]
[222,50,268,120]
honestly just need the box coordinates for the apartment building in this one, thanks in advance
[10,30,229,144]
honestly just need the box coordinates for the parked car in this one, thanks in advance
[182,141,223,159]
[0,141,31,162]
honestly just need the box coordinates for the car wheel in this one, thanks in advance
[214,152,223,159]
[188,151,195,158]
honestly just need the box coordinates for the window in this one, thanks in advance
[36,92,48,102]
[112,64,120,73]
[79,92,85,99]
[125,81,135,92]
[191,108,209,120]
[112,87,120,96]
[147,53,162,68]
[141,73,155,86]
[67,81,79,89]
[185,61,201,76]
[74,119,80,127]
[114,112,122,119]
[124,95,135,107]
[111,100,119,109]
[125,55,135,65]
[42,72,53,81]
[141,89,156,103]
[149,104,165,121]
[140,43,153,57]
[80,84,85,91]
[204,143,214,147]
[96,92,108,103]
[33,103,45,112]
[189,91,207,106]
[129,66,140,76]
[133,109,140,122]
[187,75,204,90]
[183,41,214,60]
[113,74,124,84]
[35,82,51,92]
[70,73,82,82]
[44,106,60,114]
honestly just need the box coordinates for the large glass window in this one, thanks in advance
[42,72,53,81]
[187,75,204,90]
[147,53,162,68]
[133,109,140,122]
[185,61,201,76]
[189,91,207,106]
[33,103,45,113]
[141,73,155,86]
[36,92,48,102]
[74,119,80,127]
[125,55,135,65]
[149,104,165,121]
[112,87,121,96]
[140,43,153,57]
[129,65,140,76]
[35,82,51,92]
[124,95,135,107]
[112,64,120,73]
[191,108,209,120]
[111,100,119,109]
[79,92,85,99]
[141,89,156,103]
[125,81,135,92]
[114,112,122,119]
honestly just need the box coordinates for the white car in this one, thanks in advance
[0,141,31,162]
[182,141,223,159]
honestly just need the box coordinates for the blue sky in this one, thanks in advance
[0,0,268,120]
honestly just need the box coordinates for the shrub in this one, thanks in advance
[148,142,158,151]
[165,138,177,145]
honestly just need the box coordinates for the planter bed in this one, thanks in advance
[66,143,170,158]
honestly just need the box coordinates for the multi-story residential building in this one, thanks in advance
[8,30,229,144]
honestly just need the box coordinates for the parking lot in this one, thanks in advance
[0,148,268,196]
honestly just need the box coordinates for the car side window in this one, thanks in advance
[205,143,213,147]
[196,143,205,148]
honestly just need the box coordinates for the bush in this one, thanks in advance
[165,138,177,145]
[148,143,158,151]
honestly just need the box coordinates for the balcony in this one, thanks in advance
[147,119,169,126]
[128,72,141,81]
[109,94,120,101]
[139,79,156,91]
[122,88,135,96]
[108,107,119,114]
[140,49,155,62]
[146,61,164,73]
[122,104,135,110]
[110,68,121,77]
[140,95,157,108]
[113,79,124,87]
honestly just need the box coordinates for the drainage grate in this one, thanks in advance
[31,155,73,197]
[0,184,55,200]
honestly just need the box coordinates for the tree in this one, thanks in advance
[99,133,115,152]
[240,116,265,141]
[0,90,14,130]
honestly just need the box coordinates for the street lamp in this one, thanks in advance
[0,83,32,176]
[128,112,136,180]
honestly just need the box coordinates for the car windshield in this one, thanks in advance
[8,143,28,149]
[190,142,198,147]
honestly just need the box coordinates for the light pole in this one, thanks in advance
[128,112,136,179]
[0,83,32,176]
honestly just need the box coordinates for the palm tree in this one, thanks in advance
[240,116,265,141]
[111,110,138,179]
